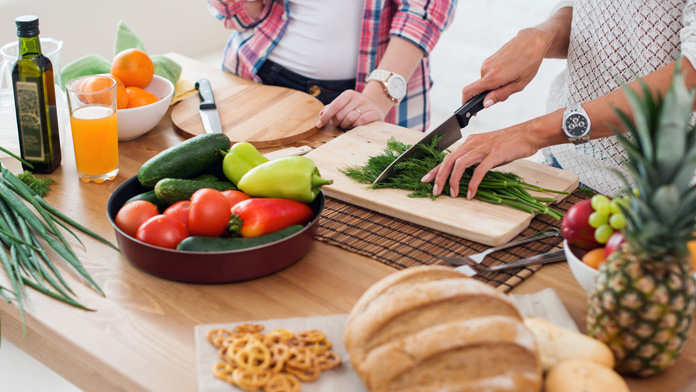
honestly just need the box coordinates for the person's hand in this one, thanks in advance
[462,28,553,108]
[420,125,542,199]
[316,90,386,129]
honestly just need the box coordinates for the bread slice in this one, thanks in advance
[361,316,542,392]
[345,277,521,366]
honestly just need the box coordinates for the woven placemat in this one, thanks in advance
[316,188,590,292]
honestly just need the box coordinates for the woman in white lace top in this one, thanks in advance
[422,0,696,197]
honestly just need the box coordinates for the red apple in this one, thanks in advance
[604,231,626,258]
[561,199,601,249]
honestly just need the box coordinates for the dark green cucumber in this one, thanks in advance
[125,190,170,212]
[138,133,231,188]
[192,174,220,182]
[176,225,304,252]
[154,178,237,204]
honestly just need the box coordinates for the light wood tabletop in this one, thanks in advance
[1,53,694,392]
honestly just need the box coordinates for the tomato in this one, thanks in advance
[136,214,188,249]
[221,190,251,208]
[164,200,191,227]
[115,200,159,238]
[188,188,232,237]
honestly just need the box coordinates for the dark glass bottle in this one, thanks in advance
[12,15,61,174]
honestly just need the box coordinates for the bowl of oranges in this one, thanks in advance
[108,49,174,140]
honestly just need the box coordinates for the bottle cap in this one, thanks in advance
[16,15,39,37]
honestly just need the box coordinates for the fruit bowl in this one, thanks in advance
[116,75,174,141]
[564,240,598,293]
[106,175,324,283]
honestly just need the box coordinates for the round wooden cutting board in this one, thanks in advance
[171,84,323,148]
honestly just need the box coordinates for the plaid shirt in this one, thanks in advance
[208,0,457,132]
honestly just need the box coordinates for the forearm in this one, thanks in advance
[363,36,425,113]
[531,6,572,60]
[529,59,696,149]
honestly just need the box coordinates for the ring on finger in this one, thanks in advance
[353,108,363,114]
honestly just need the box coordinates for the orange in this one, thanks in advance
[79,75,118,106]
[582,247,606,270]
[110,75,128,110]
[111,48,154,88]
[125,86,158,108]
[688,240,696,271]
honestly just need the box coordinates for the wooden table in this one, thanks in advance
[1,54,694,392]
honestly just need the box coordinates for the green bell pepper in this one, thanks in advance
[237,156,332,203]
[222,142,270,185]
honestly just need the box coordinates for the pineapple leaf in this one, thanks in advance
[610,124,660,186]
[623,85,654,162]
[651,185,680,225]
[655,73,692,180]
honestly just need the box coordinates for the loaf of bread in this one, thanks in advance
[523,317,615,370]
[545,358,630,392]
[344,266,542,392]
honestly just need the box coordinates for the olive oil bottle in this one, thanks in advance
[12,15,61,173]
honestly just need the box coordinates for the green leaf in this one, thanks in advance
[654,79,691,179]
[651,185,680,225]
[623,85,654,162]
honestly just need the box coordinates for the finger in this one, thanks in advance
[461,79,495,104]
[432,150,466,196]
[352,110,381,127]
[317,91,353,128]
[467,154,501,200]
[421,163,441,183]
[339,108,362,129]
[448,155,474,198]
[482,81,523,106]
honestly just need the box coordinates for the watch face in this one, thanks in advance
[387,75,407,101]
[564,113,589,137]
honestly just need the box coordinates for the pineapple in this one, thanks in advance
[586,63,696,377]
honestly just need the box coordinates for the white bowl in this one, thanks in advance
[117,75,174,141]
[564,239,599,294]
[564,239,696,294]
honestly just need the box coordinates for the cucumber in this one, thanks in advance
[125,190,170,212]
[138,133,231,188]
[176,225,305,252]
[192,174,220,182]
[154,178,237,204]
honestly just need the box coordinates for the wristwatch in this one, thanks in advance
[562,103,591,145]
[365,69,407,104]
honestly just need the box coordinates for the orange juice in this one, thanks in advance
[69,105,118,178]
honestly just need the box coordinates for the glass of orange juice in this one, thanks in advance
[65,75,118,183]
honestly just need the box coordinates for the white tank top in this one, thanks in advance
[267,0,364,80]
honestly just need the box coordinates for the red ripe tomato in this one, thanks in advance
[164,200,191,227]
[221,190,251,208]
[189,188,232,237]
[115,200,159,238]
[136,214,188,249]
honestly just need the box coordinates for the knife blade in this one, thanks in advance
[372,90,490,185]
[195,79,223,134]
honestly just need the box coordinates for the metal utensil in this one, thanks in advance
[439,228,561,267]
[195,79,222,134]
[372,90,490,185]
[455,249,566,277]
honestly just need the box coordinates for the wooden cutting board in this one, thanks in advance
[305,122,579,246]
[171,84,323,148]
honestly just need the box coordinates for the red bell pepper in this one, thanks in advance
[228,198,314,238]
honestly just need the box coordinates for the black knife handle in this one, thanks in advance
[453,90,490,128]
[195,79,217,110]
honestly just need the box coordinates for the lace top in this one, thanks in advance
[545,0,696,196]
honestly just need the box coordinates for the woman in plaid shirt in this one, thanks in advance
[208,0,457,133]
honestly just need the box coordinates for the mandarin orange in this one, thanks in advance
[582,247,606,270]
[79,75,117,106]
[111,48,154,88]
[110,75,128,109]
[125,86,158,108]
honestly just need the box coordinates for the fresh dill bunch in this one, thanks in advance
[18,170,56,198]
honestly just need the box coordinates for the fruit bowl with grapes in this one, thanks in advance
[562,193,696,292]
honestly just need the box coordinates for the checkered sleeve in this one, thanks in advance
[680,0,696,70]
[207,0,272,31]
[389,0,457,55]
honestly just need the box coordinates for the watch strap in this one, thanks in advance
[366,69,403,104]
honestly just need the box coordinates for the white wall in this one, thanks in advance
[0,0,231,65]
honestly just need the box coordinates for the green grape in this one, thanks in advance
[589,211,609,228]
[591,195,611,215]
[610,198,623,214]
[594,224,614,244]
[633,188,641,198]
[609,213,626,229]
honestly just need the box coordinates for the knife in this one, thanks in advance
[195,79,223,134]
[372,90,490,185]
